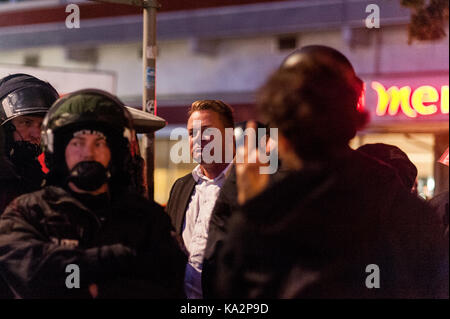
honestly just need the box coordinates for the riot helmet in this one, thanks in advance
[0,73,59,127]
[41,89,139,194]
[0,74,59,190]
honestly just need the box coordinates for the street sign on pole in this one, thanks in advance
[91,0,160,199]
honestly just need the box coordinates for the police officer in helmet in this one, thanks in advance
[0,89,186,298]
[0,73,59,214]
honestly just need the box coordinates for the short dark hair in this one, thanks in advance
[188,100,234,129]
[257,49,368,161]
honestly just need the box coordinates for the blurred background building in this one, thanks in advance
[0,0,448,204]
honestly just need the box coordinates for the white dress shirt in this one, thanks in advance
[183,162,233,299]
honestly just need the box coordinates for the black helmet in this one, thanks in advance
[41,89,140,192]
[0,73,59,126]
[0,74,59,191]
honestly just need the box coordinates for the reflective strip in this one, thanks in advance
[46,129,54,153]
[2,96,14,118]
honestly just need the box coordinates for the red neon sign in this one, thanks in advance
[372,82,449,117]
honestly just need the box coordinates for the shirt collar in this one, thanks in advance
[192,161,234,183]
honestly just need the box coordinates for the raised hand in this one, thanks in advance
[235,121,271,205]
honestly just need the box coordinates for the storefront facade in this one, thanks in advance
[350,73,449,198]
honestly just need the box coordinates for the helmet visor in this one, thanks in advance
[1,86,58,126]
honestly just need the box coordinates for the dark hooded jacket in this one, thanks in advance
[214,149,449,298]
[0,186,186,298]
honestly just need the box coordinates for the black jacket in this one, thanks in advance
[0,152,47,298]
[214,150,449,298]
[0,156,21,298]
[202,166,290,298]
[0,157,22,215]
[166,173,196,236]
[0,186,186,298]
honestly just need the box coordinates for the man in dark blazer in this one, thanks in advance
[166,100,235,299]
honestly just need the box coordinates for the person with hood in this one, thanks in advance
[0,89,186,298]
[214,45,448,298]
[0,73,59,214]
[357,143,418,193]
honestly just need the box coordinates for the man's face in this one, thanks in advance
[65,132,111,171]
[187,110,227,164]
[11,115,44,145]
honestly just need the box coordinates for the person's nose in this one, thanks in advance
[193,129,201,141]
[81,143,95,161]
[29,126,42,145]
[191,130,202,148]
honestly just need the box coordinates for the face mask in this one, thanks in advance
[9,140,41,163]
[67,161,111,192]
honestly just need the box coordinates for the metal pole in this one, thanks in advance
[90,0,160,199]
[142,0,160,200]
